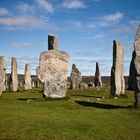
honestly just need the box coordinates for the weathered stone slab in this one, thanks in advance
[37,50,69,98]
[94,62,102,87]
[128,24,140,106]
[128,25,140,90]
[11,57,18,91]
[70,64,82,89]
[0,56,6,95]
[110,40,125,96]
[48,35,58,50]
[24,64,32,90]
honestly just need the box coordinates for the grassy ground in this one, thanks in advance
[0,87,140,140]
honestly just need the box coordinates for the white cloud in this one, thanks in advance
[0,8,9,16]
[103,12,124,23]
[36,0,54,13]
[62,0,85,9]
[17,2,35,14]
[12,43,33,48]
[0,15,48,30]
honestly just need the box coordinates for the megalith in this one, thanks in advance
[128,24,140,106]
[48,34,58,50]
[110,40,125,96]
[11,57,18,91]
[0,56,6,95]
[24,64,32,90]
[94,62,102,87]
[70,64,82,89]
[37,35,69,98]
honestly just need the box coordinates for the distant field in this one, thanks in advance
[0,87,140,140]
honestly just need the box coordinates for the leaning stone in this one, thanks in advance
[37,50,69,98]
[24,64,32,90]
[10,57,18,91]
[0,56,6,95]
[70,64,82,89]
[94,62,102,87]
[110,40,125,96]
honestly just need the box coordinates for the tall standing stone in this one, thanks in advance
[94,62,102,87]
[128,24,140,106]
[0,56,6,95]
[48,34,58,50]
[24,64,32,90]
[70,64,82,89]
[110,40,125,96]
[11,57,18,91]
[37,35,69,98]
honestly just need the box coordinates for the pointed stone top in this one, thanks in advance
[135,24,140,41]
[72,64,76,69]
[113,40,121,47]
[48,34,58,50]
[95,62,100,75]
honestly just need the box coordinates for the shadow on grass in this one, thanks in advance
[17,98,37,101]
[75,101,133,109]
[71,95,102,98]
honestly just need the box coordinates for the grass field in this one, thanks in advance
[0,87,140,140]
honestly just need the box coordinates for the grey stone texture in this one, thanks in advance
[11,57,18,91]
[48,34,58,50]
[24,64,32,90]
[70,64,82,89]
[94,62,102,87]
[37,46,69,98]
[0,56,6,95]
[128,24,140,105]
[110,40,125,96]
[80,82,88,89]
[128,25,140,90]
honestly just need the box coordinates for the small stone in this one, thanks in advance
[70,64,82,89]
[24,64,32,90]
[94,62,102,87]
[79,83,88,89]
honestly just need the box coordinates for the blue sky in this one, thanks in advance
[0,0,140,76]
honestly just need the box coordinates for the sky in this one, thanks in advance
[0,0,140,76]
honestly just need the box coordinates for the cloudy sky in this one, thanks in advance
[0,0,140,76]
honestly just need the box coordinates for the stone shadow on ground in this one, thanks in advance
[75,101,133,109]
[17,98,37,101]
[71,95,102,98]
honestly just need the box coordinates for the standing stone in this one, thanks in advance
[48,34,58,50]
[110,40,125,96]
[32,81,35,88]
[24,64,32,90]
[37,35,69,98]
[11,57,18,91]
[128,24,140,106]
[0,56,6,95]
[94,62,102,87]
[70,64,82,89]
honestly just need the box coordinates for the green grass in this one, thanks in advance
[0,87,140,140]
